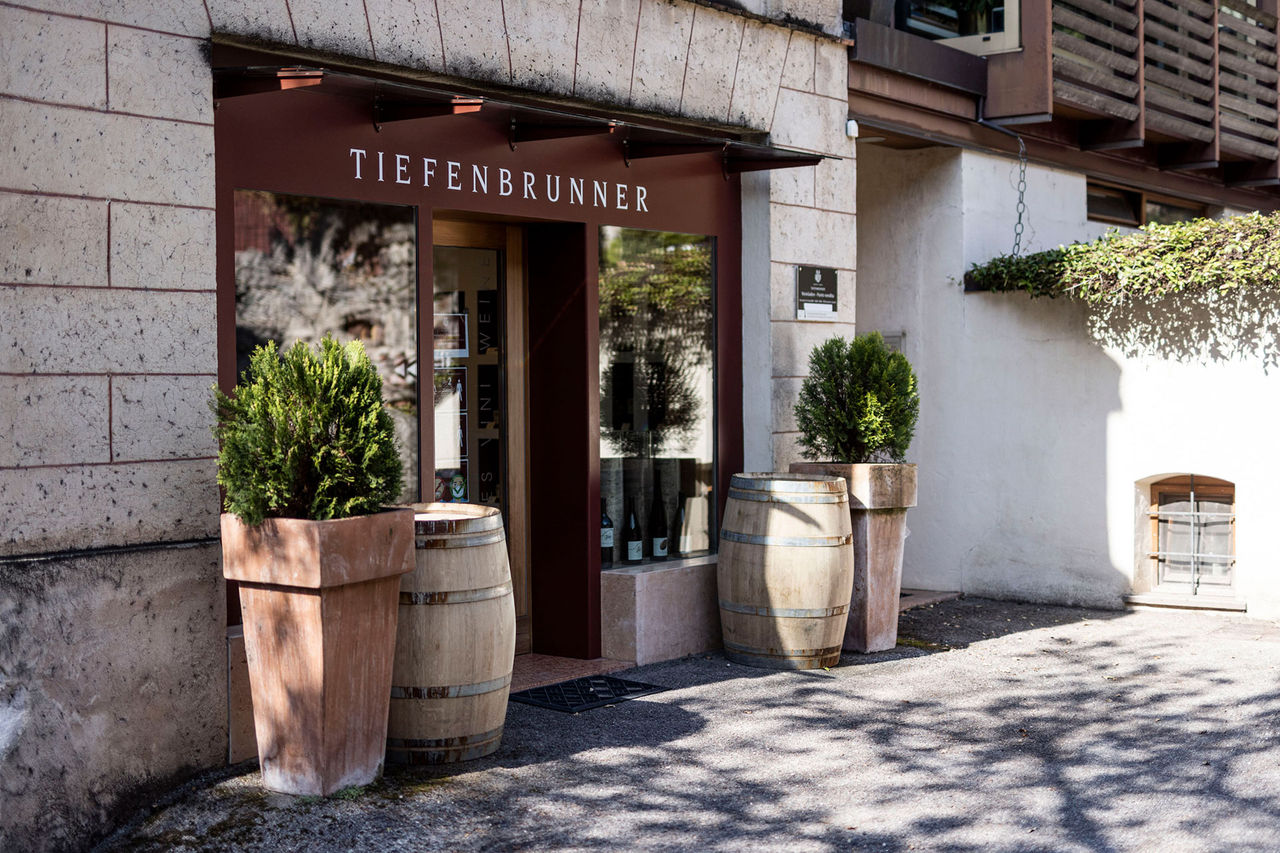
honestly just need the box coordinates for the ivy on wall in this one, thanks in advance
[964,211,1280,305]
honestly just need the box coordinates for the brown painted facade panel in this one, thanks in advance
[215,79,746,659]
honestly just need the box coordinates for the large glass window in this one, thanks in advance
[598,228,715,568]
[232,191,419,503]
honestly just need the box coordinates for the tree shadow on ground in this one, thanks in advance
[106,598,1280,852]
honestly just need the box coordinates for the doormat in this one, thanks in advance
[509,675,667,713]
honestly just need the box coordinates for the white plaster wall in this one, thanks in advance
[857,143,1280,619]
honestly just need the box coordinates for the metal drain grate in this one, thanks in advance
[509,675,667,713]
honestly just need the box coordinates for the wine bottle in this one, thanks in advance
[649,475,668,560]
[624,497,643,564]
[600,498,615,569]
[672,492,689,557]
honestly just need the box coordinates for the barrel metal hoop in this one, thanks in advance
[720,529,852,548]
[729,474,846,494]
[386,726,506,750]
[718,599,849,618]
[415,530,507,549]
[399,581,513,606]
[723,639,844,659]
[390,674,511,700]
[414,517,504,535]
[726,488,846,505]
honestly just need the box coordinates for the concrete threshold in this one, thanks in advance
[510,654,633,693]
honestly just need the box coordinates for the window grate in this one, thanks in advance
[1147,475,1235,595]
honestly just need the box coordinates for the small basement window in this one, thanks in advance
[1148,475,1235,597]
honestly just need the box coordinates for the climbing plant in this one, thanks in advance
[964,210,1280,305]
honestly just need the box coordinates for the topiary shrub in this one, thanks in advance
[964,210,1280,304]
[794,332,920,464]
[212,336,403,525]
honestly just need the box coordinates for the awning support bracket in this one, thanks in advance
[509,119,616,151]
[373,97,483,132]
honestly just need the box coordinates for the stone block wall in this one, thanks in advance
[0,4,222,851]
[0,4,219,559]
[741,33,857,471]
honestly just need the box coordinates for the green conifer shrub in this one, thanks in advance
[211,337,403,525]
[793,332,919,464]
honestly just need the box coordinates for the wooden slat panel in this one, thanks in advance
[1221,0,1278,28]
[1219,72,1280,104]
[1054,7,1141,52]
[1220,109,1280,139]
[1054,55,1142,96]
[1145,19,1217,60]
[1219,31,1278,65]
[1146,42,1215,78]
[1218,11,1278,47]
[1221,48,1280,82]
[1143,0,1216,37]
[1053,31,1142,74]
[1055,78,1143,119]
[1144,106,1218,140]
[1147,86,1217,121]
[1156,0,1216,20]
[1147,65,1217,99]
[1061,0,1140,28]
[1220,130,1280,157]
[1220,90,1280,120]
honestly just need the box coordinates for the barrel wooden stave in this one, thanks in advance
[389,502,516,764]
[716,474,854,670]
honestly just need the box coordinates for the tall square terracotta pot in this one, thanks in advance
[221,508,414,795]
[789,463,917,653]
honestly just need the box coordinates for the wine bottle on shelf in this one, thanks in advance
[649,474,668,561]
[624,497,643,564]
[671,492,689,557]
[600,498,615,569]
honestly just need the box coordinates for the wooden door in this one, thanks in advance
[431,219,532,654]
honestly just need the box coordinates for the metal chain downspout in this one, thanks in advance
[977,98,1030,259]
[1012,136,1027,258]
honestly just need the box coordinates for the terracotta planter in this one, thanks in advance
[221,508,414,795]
[789,463,917,653]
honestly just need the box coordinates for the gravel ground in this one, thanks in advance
[98,598,1280,853]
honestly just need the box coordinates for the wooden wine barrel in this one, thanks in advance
[387,503,516,764]
[717,473,854,670]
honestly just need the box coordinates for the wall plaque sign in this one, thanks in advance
[796,266,837,320]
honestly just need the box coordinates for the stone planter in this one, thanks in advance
[789,463,917,653]
[221,508,414,795]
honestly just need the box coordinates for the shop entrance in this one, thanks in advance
[431,219,532,654]
[215,56,751,660]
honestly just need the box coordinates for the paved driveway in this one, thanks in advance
[101,598,1280,852]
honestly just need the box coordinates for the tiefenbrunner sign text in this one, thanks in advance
[350,148,650,213]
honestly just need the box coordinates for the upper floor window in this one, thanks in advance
[1087,181,1209,227]
[898,0,1021,55]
